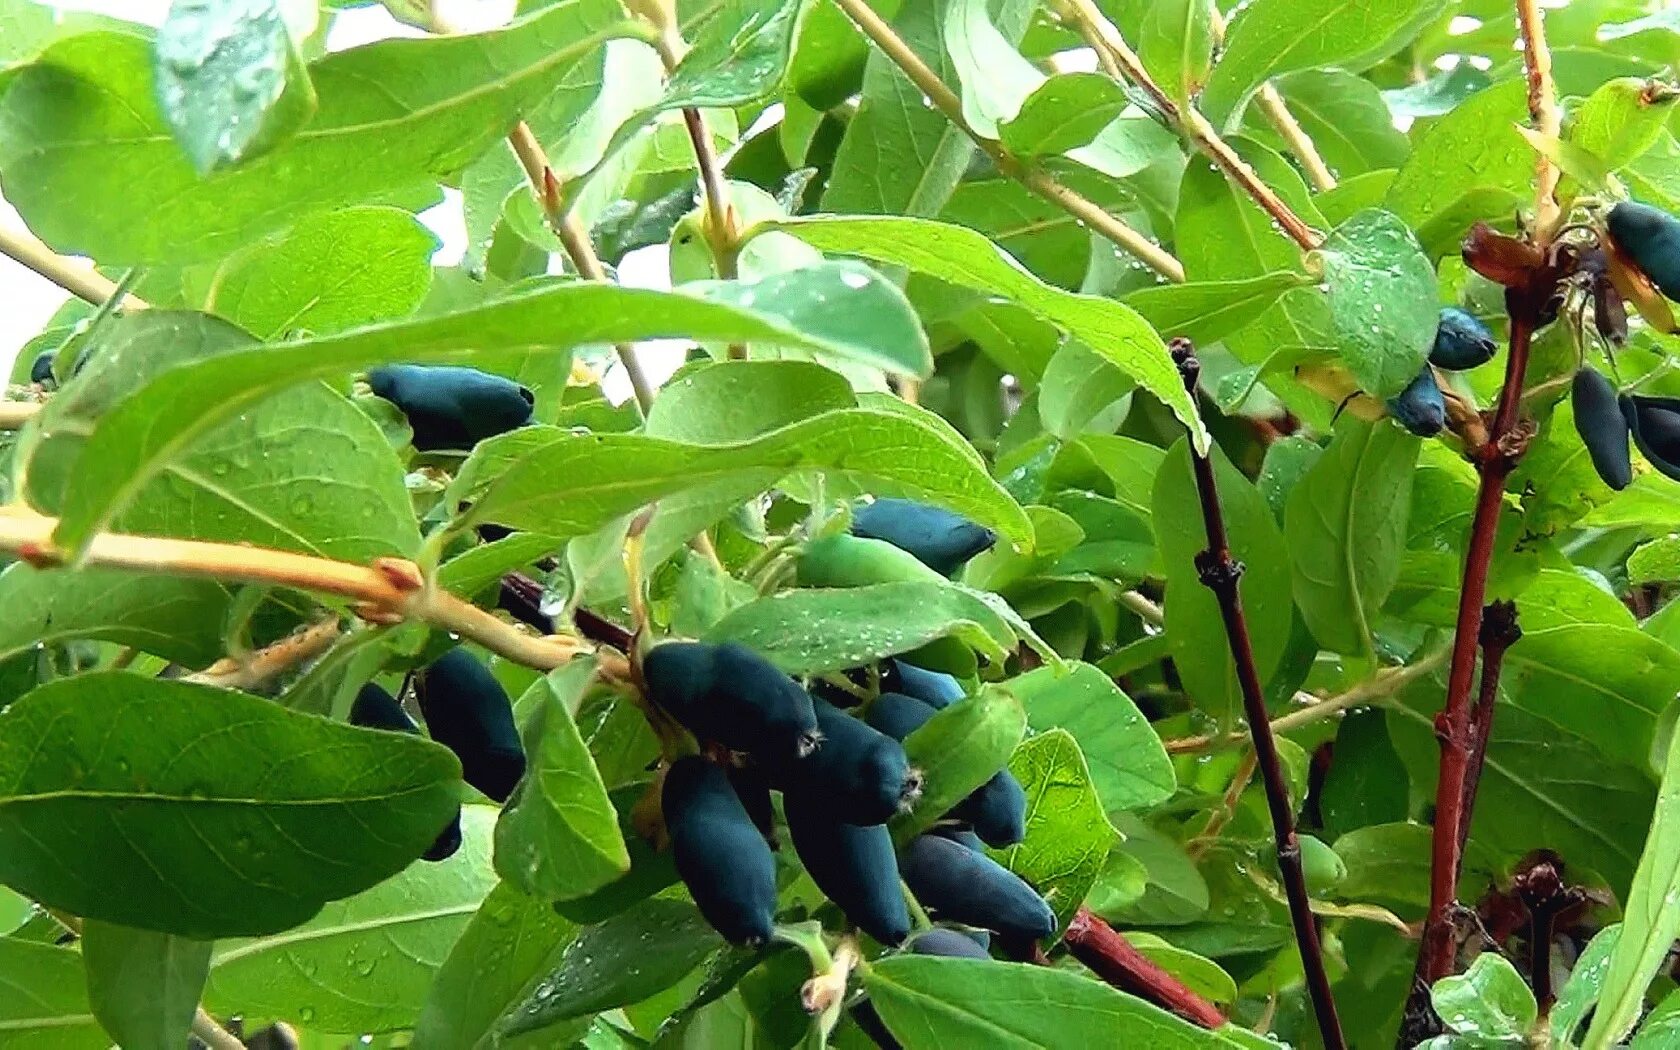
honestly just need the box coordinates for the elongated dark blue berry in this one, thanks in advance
[899,834,1055,941]
[368,364,534,451]
[766,697,914,826]
[1609,200,1680,301]
[907,928,991,959]
[349,683,462,862]
[1386,367,1446,437]
[30,351,54,385]
[643,641,820,761]
[851,499,996,576]
[1622,393,1680,482]
[784,791,909,945]
[415,648,526,803]
[1572,368,1632,490]
[1428,307,1497,370]
[882,659,964,709]
[864,693,1025,847]
[663,756,778,946]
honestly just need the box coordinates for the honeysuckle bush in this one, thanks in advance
[6,0,1680,1047]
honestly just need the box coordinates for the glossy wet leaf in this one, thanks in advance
[0,939,106,1048]
[1431,952,1536,1040]
[1007,662,1175,813]
[82,922,211,1050]
[891,684,1026,846]
[154,0,316,174]
[993,730,1117,938]
[998,73,1128,159]
[1314,209,1439,400]
[0,674,461,939]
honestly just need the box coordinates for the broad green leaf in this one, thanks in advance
[82,921,211,1050]
[1137,0,1213,107]
[499,897,723,1038]
[1007,662,1175,813]
[1431,953,1536,1040]
[0,3,633,264]
[154,0,316,174]
[1319,709,1409,839]
[0,564,231,669]
[437,533,565,602]
[1630,536,1680,585]
[1285,417,1419,657]
[1153,440,1294,720]
[1123,933,1239,1008]
[1313,209,1439,400]
[1037,341,1136,440]
[891,685,1026,846]
[45,282,968,556]
[0,1,123,68]
[1585,722,1680,1047]
[1198,0,1437,125]
[1550,924,1619,1046]
[495,661,629,902]
[551,784,680,926]
[201,206,437,338]
[705,581,1018,675]
[455,408,1031,550]
[689,260,933,376]
[1633,990,1680,1048]
[646,360,856,444]
[1253,70,1411,178]
[413,880,578,1050]
[994,729,1117,937]
[998,73,1128,159]
[1124,273,1306,347]
[1583,474,1680,530]
[1572,76,1680,174]
[0,674,461,939]
[765,215,1209,452]
[1101,815,1209,926]
[789,0,903,109]
[942,0,1042,138]
[0,938,106,1048]
[1385,79,1531,256]
[204,806,498,1034]
[1332,821,1496,909]
[864,956,1248,1047]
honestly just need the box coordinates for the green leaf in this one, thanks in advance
[1122,933,1238,1008]
[764,215,1209,452]
[1007,662,1175,813]
[0,3,633,264]
[1101,815,1209,926]
[1550,924,1620,1046]
[1137,0,1213,108]
[200,206,437,338]
[1431,953,1536,1040]
[413,880,578,1050]
[942,0,1042,138]
[0,564,231,669]
[864,956,1248,1047]
[1284,417,1419,657]
[0,673,461,939]
[45,283,968,557]
[1630,536,1680,585]
[1332,822,1488,909]
[1198,0,1437,125]
[499,897,724,1038]
[495,661,630,902]
[1571,76,1680,174]
[154,0,316,174]
[82,921,211,1050]
[705,581,1019,675]
[998,73,1128,160]
[1124,273,1306,347]
[1254,70,1410,179]
[0,938,106,1048]
[437,533,564,601]
[993,729,1117,938]
[455,408,1031,550]
[891,685,1026,846]
[1314,209,1440,400]
[1153,440,1294,720]
[1385,79,1531,256]
[203,806,498,1034]
[1585,721,1680,1047]
[688,260,933,376]
[645,360,856,444]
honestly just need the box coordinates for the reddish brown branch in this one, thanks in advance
[1063,909,1226,1029]
[1171,343,1347,1050]
[499,571,635,652]
[1458,601,1522,854]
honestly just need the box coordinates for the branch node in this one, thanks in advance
[1479,601,1522,650]
[18,539,62,570]
[1194,551,1244,593]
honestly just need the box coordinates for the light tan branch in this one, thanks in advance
[0,509,628,681]
[185,619,344,690]
[191,1009,247,1050]
[0,401,43,429]
[0,224,148,311]
[829,0,1184,281]
[1516,0,1561,241]
[1204,5,1336,193]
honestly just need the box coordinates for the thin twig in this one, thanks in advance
[1202,4,1336,193]
[191,1009,247,1050]
[1187,748,1257,858]
[1171,341,1345,1050]
[0,401,42,429]
[828,0,1183,281]
[1458,601,1521,853]
[1516,0,1561,241]
[184,619,344,691]
[0,224,149,311]
[0,508,625,681]
[1058,0,1321,251]
[1063,908,1227,1029]
[1117,589,1164,625]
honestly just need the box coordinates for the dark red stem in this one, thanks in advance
[499,572,635,652]
[1172,343,1347,1050]
[1063,909,1227,1030]
[1458,601,1522,854]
